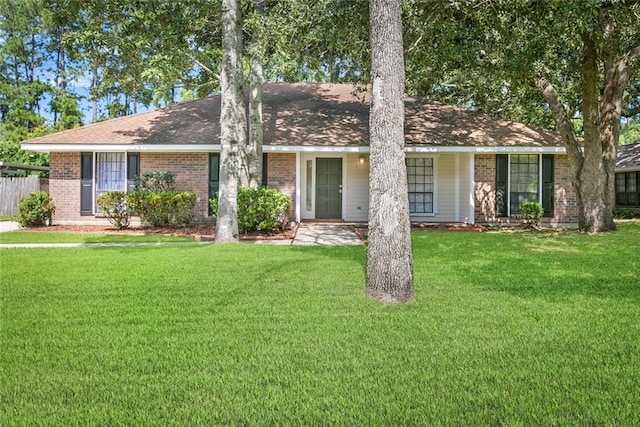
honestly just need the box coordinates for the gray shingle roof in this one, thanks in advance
[22,82,563,148]
[616,142,640,171]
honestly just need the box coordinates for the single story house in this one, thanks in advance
[21,83,578,226]
[615,141,640,209]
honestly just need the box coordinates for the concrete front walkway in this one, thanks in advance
[291,223,363,246]
[0,221,20,232]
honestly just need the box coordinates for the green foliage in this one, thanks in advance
[127,171,195,227]
[96,191,130,229]
[126,191,196,227]
[136,171,176,193]
[620,121,640,145]
[210,187,291,234]
[17,191,55,227]
[520,201,544,226]
[613,209,640,219]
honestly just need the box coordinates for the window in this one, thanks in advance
[96,153,126,200]
[509,154,539,214]
[406,157,434,214]
[209,153,220,215]
[616,172,640,207]
[80,152,139,215]
[495,154,554,217]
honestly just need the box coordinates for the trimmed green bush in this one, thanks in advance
[96,191,130,229]
[126,191,196,227]
[17,191,55,227]
[210,187,291,234]
[168,191,197,227]
[520,201,544,226]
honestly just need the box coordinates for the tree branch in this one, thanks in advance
[536,77,583,174]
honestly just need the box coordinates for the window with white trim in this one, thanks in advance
[406,157,434,214]
[96,153,126,200]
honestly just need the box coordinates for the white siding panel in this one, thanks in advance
[345,153,369,221]
[434,154,456,221]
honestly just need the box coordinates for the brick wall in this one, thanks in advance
[474,153,578,226]
[552,155,578,225]
[48,152,212,223]
[49,151,297,224]
[474,154,497,222]
[49,152,83,222]
[266,153,297,221]
[140,153,210,220]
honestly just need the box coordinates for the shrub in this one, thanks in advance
[614,209,640,219]
[210,187,291,234]
[96,191,130,229]
[520,201,544,227]
[17,191,55,227]
[126,191,196,227]
[168,191,197,227]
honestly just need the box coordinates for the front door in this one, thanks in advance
[316,158,342,219]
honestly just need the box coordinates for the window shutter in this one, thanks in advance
[542,155,554,217]
[127,153,140,192]
[209,154,220,215]
[80,153,93,215]
[495,154,508,216]
[262,153,268,187]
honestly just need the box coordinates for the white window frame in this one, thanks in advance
[406,155,438,217]
[94,152,128,213]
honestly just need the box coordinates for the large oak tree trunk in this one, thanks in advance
[216,0,246,242]
[367,0,414,303]
[537,23,639,232]
[578,32,612,232]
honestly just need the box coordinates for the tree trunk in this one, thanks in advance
[246,0,265,190]
[92,63,98,123]
[536,27,633,232]
[367,0,414,303]
[216,0,246,243]
[578,31,611,232]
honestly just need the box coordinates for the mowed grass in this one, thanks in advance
[0,231,196,244]
[1,223,639,425]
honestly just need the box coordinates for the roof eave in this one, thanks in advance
[22,142,567,154]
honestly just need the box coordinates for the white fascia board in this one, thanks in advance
[20,143,222,153]
[405,145,567,154]
[263,145,370,153]
[23,142,566,155]
[616,167,640,173]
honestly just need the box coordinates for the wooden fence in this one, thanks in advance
[0,176,49,216]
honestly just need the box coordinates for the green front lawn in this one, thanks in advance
[1,223,639,425]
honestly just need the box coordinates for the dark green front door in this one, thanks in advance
[316,158,342,219]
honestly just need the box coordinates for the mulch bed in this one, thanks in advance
[352,222,486,241]
[17,223,299,241]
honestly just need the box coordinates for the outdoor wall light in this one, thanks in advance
[359,155,365,165]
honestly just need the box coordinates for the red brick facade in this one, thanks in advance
[474,153,578,225]
[47,151,298,225]
[49,152,83,222]
[47,150,577,226]
[48,152,211,223]
[140,153,210,219]
[265,153,297,221]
